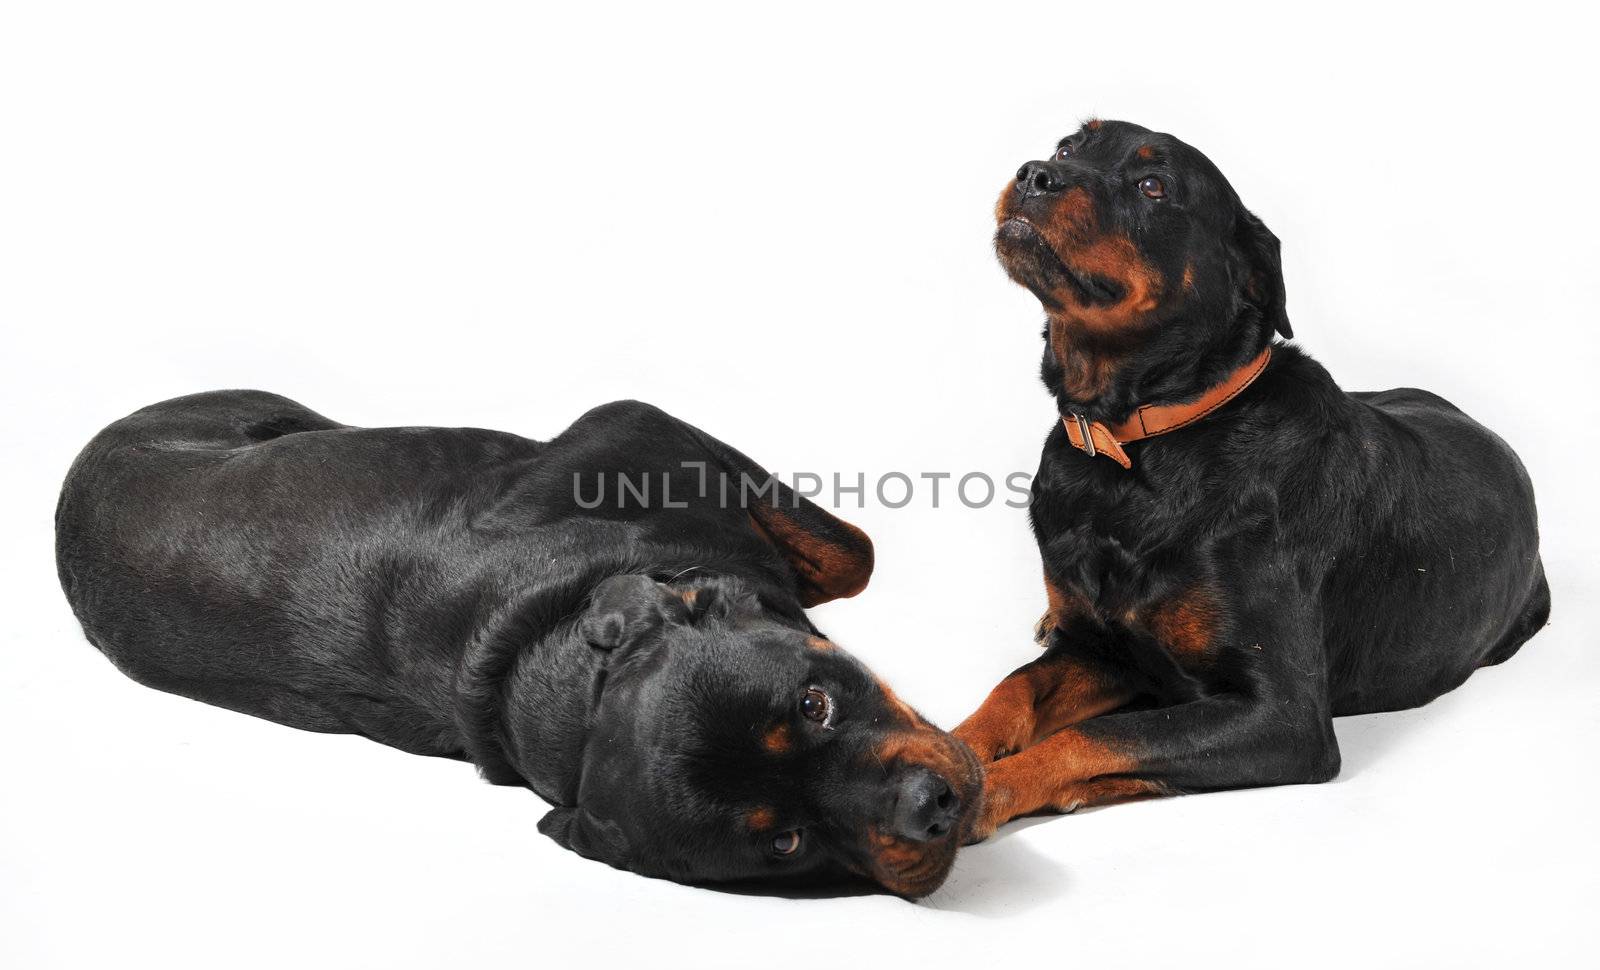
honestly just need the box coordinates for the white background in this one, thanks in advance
[3,3,1596,967]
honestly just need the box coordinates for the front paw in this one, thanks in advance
[1033,611,1056,647]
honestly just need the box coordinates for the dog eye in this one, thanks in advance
[1139,176,1166,199]
[801,687,832,724]
[1054,144,1073,160]
[772,830,803,856]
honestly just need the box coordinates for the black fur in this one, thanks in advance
[55,393,978,895]
[962,120,1549,829]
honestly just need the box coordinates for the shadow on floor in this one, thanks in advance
[1330,676,1475,781]
[692,821,1071,912]
[697,873,881,901]
[916,819,1071,917]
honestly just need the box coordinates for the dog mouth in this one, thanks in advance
[867,832,963,898]
[862,738,984,898]
[996,217,1126,306]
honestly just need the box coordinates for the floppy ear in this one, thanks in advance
[1235,208,1293,340]
[580,574,676,650]
[675,423,874,608]
[538,806,633,869]
[745,501,874,608]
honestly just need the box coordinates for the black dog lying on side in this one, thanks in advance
[955,120,1549,839]
[55,392,978,896]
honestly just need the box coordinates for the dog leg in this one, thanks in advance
[969,694,1340,842]
[953,645,1130,763]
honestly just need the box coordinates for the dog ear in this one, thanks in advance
[745,502,874,608]
[681,430,874,608]
[1234,208,1293,340]
[580,574,675,650]
[538,806,633,868]
[577,404,875,610]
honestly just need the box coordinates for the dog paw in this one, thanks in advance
[1032,611,1056,647]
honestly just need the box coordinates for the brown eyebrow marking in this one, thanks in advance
[876,681,922,727]
[1136,145,1155,160]
[747,806,776,831]
[762,723,793,755]
[1085,118,1103,131]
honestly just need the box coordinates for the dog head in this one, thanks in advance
[994,119,1288,409]
[538,574,980,898]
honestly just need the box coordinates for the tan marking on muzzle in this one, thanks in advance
[864,825,958,898]
[1020,187,1165,334]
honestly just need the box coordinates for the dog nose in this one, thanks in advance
[889,769,961,842]
[1016,160,1070,198]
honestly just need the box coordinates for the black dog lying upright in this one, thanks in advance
[955,120,1549,839]
[56,392,978,895]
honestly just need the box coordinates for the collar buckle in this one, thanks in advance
[1071,413,1096,458]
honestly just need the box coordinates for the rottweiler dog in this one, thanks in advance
[55,392,979,895]
[955,120,1549,841]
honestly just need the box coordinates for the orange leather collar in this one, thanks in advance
[1061,346,1273,469]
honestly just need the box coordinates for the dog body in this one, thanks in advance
[956,121,1548,838]
[56,391,978,894]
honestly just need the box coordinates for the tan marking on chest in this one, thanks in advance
[1048,318,1125,399]
[1145,587,1222,658]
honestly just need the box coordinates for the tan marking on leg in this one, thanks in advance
[954,674,1037,763]
[953,656,1129,762]
[971,730,1165,840]
[1030,667,1132,739]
